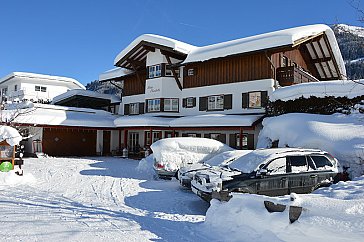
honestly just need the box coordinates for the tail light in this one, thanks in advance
[156,163,165,169]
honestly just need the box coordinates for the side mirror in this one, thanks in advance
[257,168,268,176]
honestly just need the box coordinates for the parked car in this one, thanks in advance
[151,137,233,179]
[178,150,252,188]
[191,148,341,202]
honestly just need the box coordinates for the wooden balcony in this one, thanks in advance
[276,66,319,86]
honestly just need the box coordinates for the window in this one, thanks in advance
[41,86,47,92]
[281,56,289,67]
[188,69,195,76]
[148,64,162,78]
[147,99,160,112]
[145,131,161,145]
[164,98,179,112]
[129,103,139,115]
[186,97,194,107]
[236,134,248,149]
[165,66,179,77]
[249,92,262,108]
[242,91,267,109]
[14,85,18,91]
[266,157,287,175]
[310,156,333,170]
[288,156,308,173]
[208,95,224,110]
[35,86,41,92]
[1,88,8,96]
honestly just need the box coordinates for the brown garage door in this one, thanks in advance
[43,128,97,156]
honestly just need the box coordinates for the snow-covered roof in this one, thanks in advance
[99,67,134,81]
[0,72,85,90]
[182,24,346,78]
[51,89,121,104]
[3,104,116,128]
[114,115,174,127]
[114,114,263,128]
[270,79,364,101]
[169,114,263,127]
[0,126,22,146]
[114,34,196,66]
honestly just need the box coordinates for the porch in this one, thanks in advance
[276,66,319,86]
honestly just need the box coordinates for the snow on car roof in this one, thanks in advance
[228,148,323,173]
[204,150,253,167]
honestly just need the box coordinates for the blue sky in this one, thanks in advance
[0,0,362,85]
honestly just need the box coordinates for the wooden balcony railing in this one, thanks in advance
[276,66,319,86]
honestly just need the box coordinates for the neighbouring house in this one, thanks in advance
[98,24,346,153]
[0,72,85,103]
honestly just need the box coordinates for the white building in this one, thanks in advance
[0,72,85,103]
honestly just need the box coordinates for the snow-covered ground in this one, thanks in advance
[205,177,364,242]
[0,157,210,241]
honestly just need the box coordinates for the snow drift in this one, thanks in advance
[150,137,233,172]
[257,113,364,177]
[204,176,364,242]
[0,125,22,146]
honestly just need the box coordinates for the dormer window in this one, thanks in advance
[165,65,180,77]
[148,64,162,79]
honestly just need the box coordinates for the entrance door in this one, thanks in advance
[129,132,140,152]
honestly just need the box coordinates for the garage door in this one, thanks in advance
[43,128,97,156]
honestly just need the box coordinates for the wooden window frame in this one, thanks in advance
[129,103,139,115]
[148,64,162,79]
[163,98,179,112]
[248,91,262,109]
[207,95,224,111]
[147,99,161,112]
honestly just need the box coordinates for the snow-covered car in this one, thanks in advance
[151,137,233,179]
[191,148,341,202]
[178,150,252,188]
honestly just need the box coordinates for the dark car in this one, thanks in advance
[191,148,342,202]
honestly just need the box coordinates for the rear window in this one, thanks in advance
[288,156,308,173]
[265,157,286,174]
[310,155,333,169]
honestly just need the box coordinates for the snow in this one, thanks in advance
[0,156,211,241]
[114,34,196,65]
[151,137,233,172]
[183,24,345,78]
[169,114,263,127]
[348,57,364,64]
[51,89,121,104]
[2,103,116,128]
[270,79,364,101]
[0,72,85,89]
[336,24,364,38]
[98,67,134,81]
[204,150,253,167]
[114,115,174,127]
[204,176,364,242]
[0,125,22,146]
[257,113,364,177]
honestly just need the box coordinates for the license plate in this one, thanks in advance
[191,186,199,195]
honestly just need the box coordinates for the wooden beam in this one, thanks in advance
[312,57,332,63]
[299,45,320,79]
[322,34,342,79]
[143,45,155,52]
[127,59,145,68]
[162,52,183,90]
[308,42,327,79]
[315,39,335,78]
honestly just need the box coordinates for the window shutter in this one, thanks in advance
[224,94,232,110]
[160,98,164,112]
[124,104,130,115]
[161,63,166,77]
[261,91,268,107]
[196,133,201,138]
[146,67,150,79]
[192,97,196,107]
[145,100,149,113]
[182,98,187,108]
[229,134,237,148]
[242,93,249,108]
[204,134,210,138]
[199,97,207,111]
[139,102,145,114]
[247,134,254,150]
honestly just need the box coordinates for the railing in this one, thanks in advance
[276,66,319,86]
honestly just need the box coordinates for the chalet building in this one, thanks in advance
[99,24,346,153]
[0,72,85,103]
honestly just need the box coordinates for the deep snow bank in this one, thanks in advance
[204,176,364,242]
[257,113,364,177]
[151,137,233,171]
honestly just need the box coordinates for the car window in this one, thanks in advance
[265,157,286,175]
[310,155,333,170]
[288,156,308,173]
